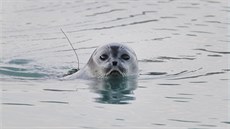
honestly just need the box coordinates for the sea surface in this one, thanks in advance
[1,0,230,129]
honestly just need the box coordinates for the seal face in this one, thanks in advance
[65,43,138,79]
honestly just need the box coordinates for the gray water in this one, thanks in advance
[1,0,230,129]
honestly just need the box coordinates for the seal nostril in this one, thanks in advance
[112,61,118,66]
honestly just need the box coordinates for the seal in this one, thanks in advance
[64,43,138,79]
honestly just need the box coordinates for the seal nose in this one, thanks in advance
[112,61,118,66]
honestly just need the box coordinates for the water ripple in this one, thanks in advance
[8,59,33,65]
[0,67,48,78]
[165,97,193,100]
[194,48,230,54]
[40,101,69,104]
[157,56,196,60]
[86,9,125,17]
[158,83,180,86]
[170,71,225,80]
[70,19,159,32]
[169,119,201,123]
[43,88,77,92]
[221,121,230,124]
[2,103,34,106]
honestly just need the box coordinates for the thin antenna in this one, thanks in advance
[60,29,80,70]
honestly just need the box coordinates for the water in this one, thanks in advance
[1,0,229,128]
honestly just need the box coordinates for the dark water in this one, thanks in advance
[1,0,229,128]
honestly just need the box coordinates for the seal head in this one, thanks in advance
[87,43,138,78]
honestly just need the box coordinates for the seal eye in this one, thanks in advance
[100,54,108,61]
[121,54,130,60]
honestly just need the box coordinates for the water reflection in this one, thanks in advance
[89,77,138,104]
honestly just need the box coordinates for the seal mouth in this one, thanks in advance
[107,70,123,77]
